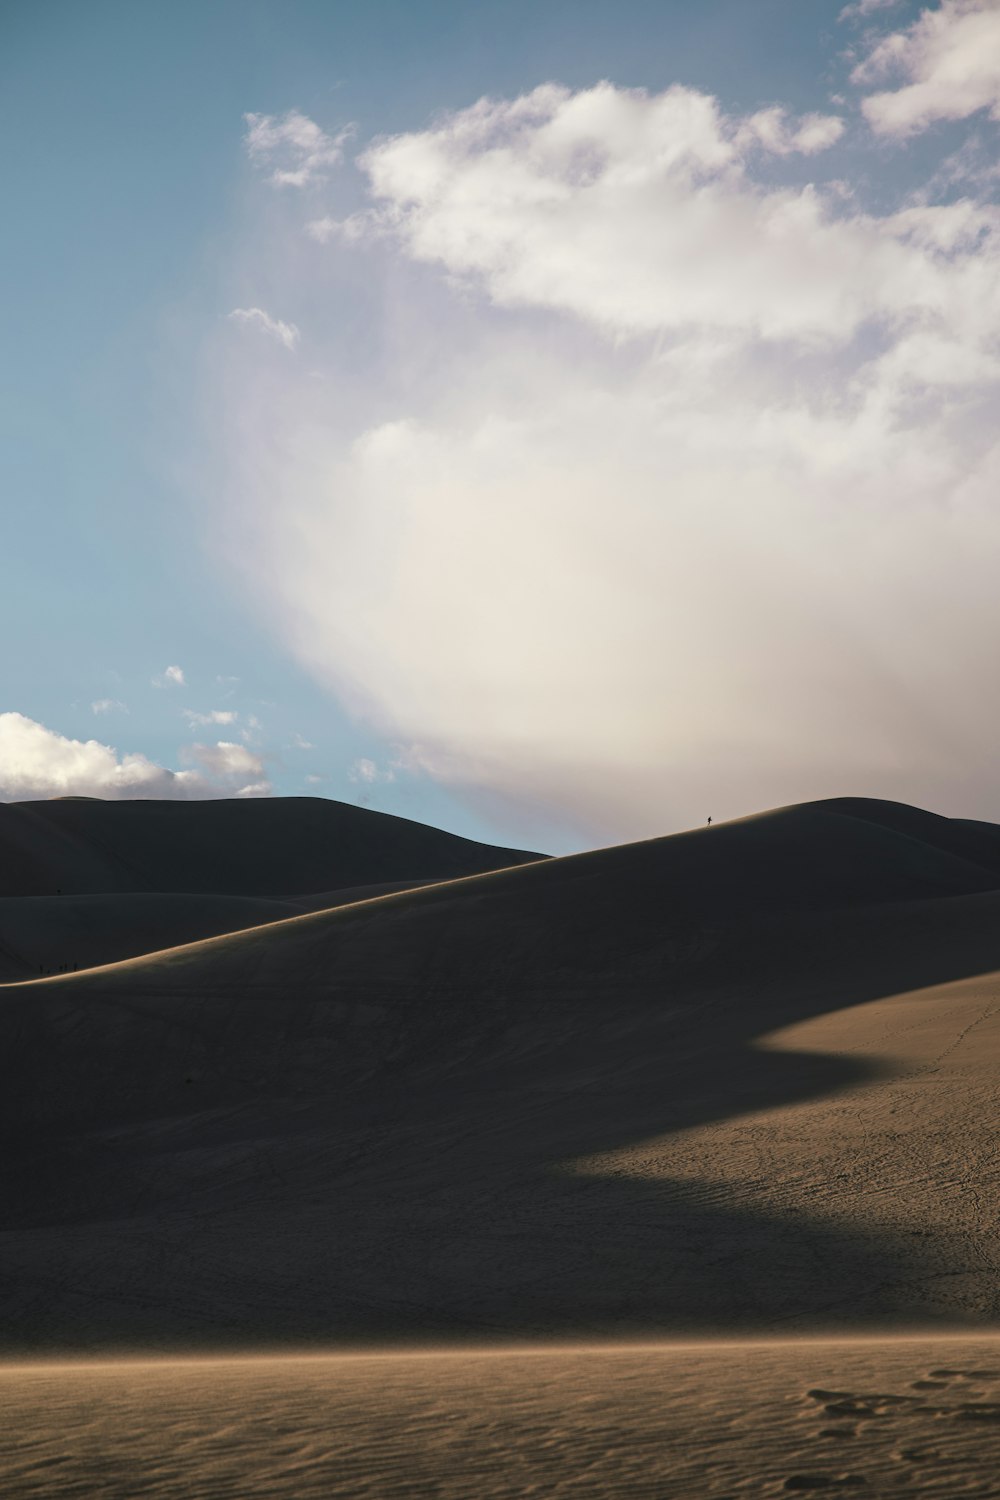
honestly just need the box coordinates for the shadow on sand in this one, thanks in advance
[4,803,1000,1350]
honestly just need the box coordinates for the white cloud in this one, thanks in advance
[305,773,324,785]
[290,732,315,749]
[182,708,238,726]
[91,698,128,715]
[840,0,902,23]
[228,307,300,350]
[305,215,346,244]
[152,665,185,688]
[348,757,395,785]
[0,714,272,802]
[244,109,351,187]
[350,81,992,344]
[734,107,845,156]
[854,0,1000,138]
[213,76,1000,841]
[183,740,267,782]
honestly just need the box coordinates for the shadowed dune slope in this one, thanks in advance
[0,796,542,899]
[0,797,539,975]
[0,884,447,982]
[5,795,1000,1349]
[0,894,302,982]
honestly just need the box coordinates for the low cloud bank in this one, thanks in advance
[0,713,272,802]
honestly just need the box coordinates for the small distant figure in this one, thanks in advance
[707,816,712,827]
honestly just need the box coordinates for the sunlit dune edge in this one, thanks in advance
[8,1333,1000,1497]
[0,856,550,988]
[6,1329,1000,1374]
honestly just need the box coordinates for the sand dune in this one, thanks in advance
[0,893,300,981]
[0,796,538,974]
[4,795,1000,1353]
[0,883,445,981]
[6,1338,1000,1496]
[0,795,540,898]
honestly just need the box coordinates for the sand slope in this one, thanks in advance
[0,884,447,981]
[4,796,1000,1350]
[7,1339,1000,1497]
[0,797,539,975]
[0,893,304,981]
[0,795,541,898]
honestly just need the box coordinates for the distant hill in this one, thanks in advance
[0,795,542,899]
[6,795,1000,1351]
[0,796,542,979]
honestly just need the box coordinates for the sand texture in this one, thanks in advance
[4,796,1000,1349]
[7,1338,1000,1496]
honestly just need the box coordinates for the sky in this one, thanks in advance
[2,0,1000,852]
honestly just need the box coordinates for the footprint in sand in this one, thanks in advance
[793,1363,1000,1491]
[954,1403,1000,1421]
[783,1477,868,1491]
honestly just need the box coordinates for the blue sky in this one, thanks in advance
[3,1,999,850]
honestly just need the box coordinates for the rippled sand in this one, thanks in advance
[5,1337,1000,1496]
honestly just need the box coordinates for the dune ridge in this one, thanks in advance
[0,796,540,977]
[0,794,541,899]
[4,795,1000,1353]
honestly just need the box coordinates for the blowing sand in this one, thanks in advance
[6,1337,1000,1497]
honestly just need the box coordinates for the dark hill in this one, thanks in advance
[0,795,541,899]
[5,796,1000,1352]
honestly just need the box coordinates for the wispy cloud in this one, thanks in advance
[839,0,901,23]
[348,757,396,785]
[243,109,351,187]
[152,664,185,688]
[228,306,300,350]
[305,213,368,244]
[0,713,271,801]
[182,708,238,726]
[91,698,128,715]
[734,106,845,156]
[853,0,1000,137]
[181,741,272,799]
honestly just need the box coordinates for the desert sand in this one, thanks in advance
[0,793,539,898]
[0,795,537,976]
[5,794,1000,1493]
[6,1338,1000,1496]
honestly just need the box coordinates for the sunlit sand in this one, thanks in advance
[7,1337,1000,1496]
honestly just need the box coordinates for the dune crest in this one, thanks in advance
[0,796,540,977]
[3,795,1000,1353]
